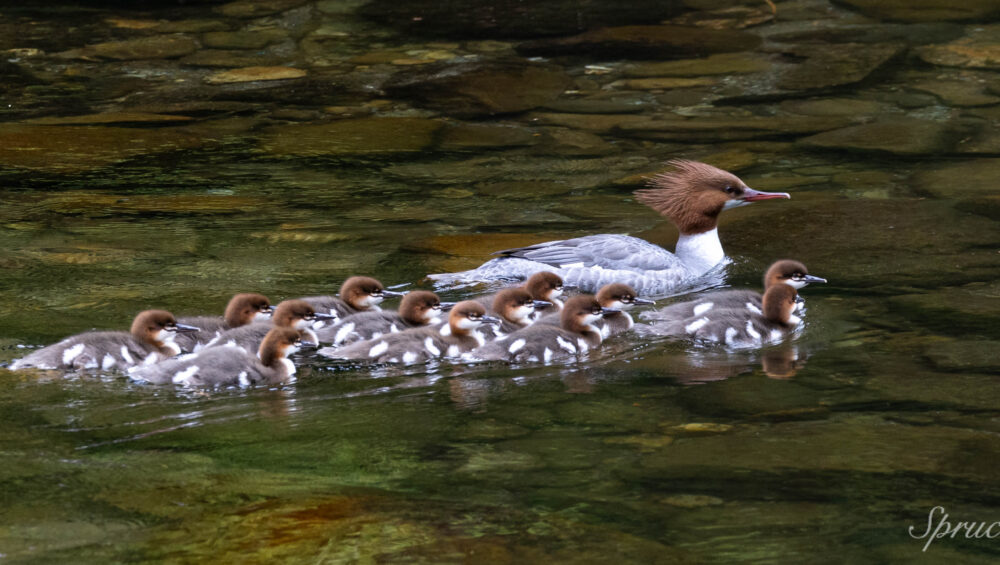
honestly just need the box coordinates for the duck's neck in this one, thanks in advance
[675,228,723,275]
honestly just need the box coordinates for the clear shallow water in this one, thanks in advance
[2,0,1000,563]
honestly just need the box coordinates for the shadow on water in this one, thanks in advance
[1,0,1000,562]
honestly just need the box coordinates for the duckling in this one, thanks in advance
[316,290,455,346]
[473,271,565,316]
[175,293,273,352]
[641,259,825,324]
[319,301,500,364]
[10,310,199,371]
[131,327,314,387]
[538,282,654,338]
[480,287,551,339]
[468,295,619,363]
[202,299,335,354]
[301,276,406,318]
[636,284,803,348]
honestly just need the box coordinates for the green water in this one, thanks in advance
[2,0,1000,562]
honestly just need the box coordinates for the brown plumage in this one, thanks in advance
[633,159,753,235]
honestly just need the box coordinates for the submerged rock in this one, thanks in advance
[181,49,289,68]
[516,25,762,59]
[797,117,969,155]
[383,61,572,117]
[37,192,266,216]
[889,282,1000,338]
[916,29,1000,69]
[258,117,442,156]
[831,0,1000,22]
[205,66,307,84]
[925,340,1000,372]
[24,112,193,125]
[215,0,310,18]
[611,114,853,142]
[624,53,772,77]
[779,98,889,117]
[776,43,904,91]
[63,35,199,60]
[201,29,289,50]
[0,124,204,173]
[438,122,538,151]
[358,0,685,39]
[912,158,1000,197]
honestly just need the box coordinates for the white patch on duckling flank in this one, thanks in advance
[543,348,553,362]
[439,324,451,336]
[446,345,460,358]
[769,329,783,342]
[368,341,389,358]
[334,323,355,345]
[508,339,526,354]
[61,343,85,366]
[577,338,590,352]
[556,336,576,354]
[402,351,418,364]
[725,327,738,345]
[745,320,761,340]
[120,346,134,365]
[172,365,199,384]
[238,371,250,387]
[102,354,116,371]
[424,337,441,357]
[685,317,709,334]
[746,302,762,315]
[693,302,713,316]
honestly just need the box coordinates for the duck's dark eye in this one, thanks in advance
[724,185,735,194]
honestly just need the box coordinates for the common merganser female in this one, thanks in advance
[175,293,273,352]
[467,294,619,363]
[429,160,790,295]
[319,301,501,364]
[202,299,335,354]
[131,327,314,387]
[639,259,825,324]
[301,276,406,318]
[9,310,199,371]
[316,290,456,346]
[635,283,803,347]
[539,282,654,338]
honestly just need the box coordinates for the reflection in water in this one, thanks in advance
[1,0,999,562]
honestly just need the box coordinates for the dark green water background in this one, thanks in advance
[1,0,999,563]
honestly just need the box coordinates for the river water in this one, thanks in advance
[1,0,999,562]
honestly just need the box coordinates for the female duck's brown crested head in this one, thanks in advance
[224,293,273,327]
[131,310,199,348]
[634,160,789,235]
